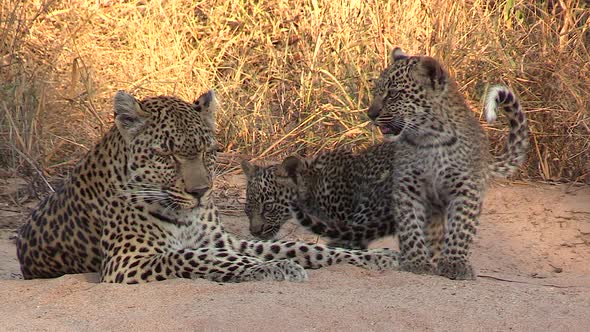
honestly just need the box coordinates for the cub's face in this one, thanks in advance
[368,48,450,143]
[241,161,297,239]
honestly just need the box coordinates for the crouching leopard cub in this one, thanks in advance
[242,49,528,280]
[16,90,398,284]
[241,146,400,250]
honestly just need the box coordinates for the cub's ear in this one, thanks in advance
[241,159,258,178]
[276,155,306,186]
[414,56,448,91]
[193,89,217,132]
[114,91,150,142]
[389,47,408,64]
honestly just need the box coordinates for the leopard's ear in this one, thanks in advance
[241,159,258,178]
[114,91,150,143]
[276,155,305,185]
[282,156,304,178]
[389,47,408,64]
[413,56,448,91]
[193,89,217,132]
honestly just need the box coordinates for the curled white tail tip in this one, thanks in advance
[485,85,508,123]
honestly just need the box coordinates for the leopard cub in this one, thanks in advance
[243,49,529,280]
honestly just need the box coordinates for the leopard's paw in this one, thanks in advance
[360,248,401,271]
[400,258,435,275]
[436,257,475,280]
[247,259,308,282]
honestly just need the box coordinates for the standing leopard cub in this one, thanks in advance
[16,90,399,283]
[242,48,529,280]
[368,48,528,279]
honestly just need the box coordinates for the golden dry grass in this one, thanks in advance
[1,0,589,182]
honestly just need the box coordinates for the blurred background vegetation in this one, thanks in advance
[1,0,589,183]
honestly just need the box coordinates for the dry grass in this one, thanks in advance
[1,0,589,182]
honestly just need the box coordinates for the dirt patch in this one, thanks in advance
[0,176,589,330]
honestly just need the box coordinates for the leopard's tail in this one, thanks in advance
[294,206,393,250]
[485,85,529,178]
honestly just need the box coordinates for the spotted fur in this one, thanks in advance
[367,48,529,279]
[242,146,445,259]
[242,49,529,280]
[16,90,399,283]
[242,148,400,250]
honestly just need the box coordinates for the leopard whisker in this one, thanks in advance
[118,191,169,199]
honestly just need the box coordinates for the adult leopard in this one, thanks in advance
[242,48,529,280]
[16,90,398,283]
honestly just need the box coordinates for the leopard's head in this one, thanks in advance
[368,48,457,146]
[241,157,308,239]
[114,90,218,214]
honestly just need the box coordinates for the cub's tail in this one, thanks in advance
[485,85,529,178]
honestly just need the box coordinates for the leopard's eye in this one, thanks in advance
[261,202,274,214]
[151,147,172,156]
[151,147,178,164]
[386,88,400,100]
[174,154,190,162]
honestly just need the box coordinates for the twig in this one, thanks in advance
[278,222,302,240]
[0,207,22,213]
[566,210,590,215]
[251,110,326,162]
[7,142,54,193]
[478,274,588,289]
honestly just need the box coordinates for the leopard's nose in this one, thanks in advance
[367,97,383,121]
[249,224,262,236]
[186,186,210,199]
[368,104,381,121]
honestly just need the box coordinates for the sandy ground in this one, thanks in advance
[0,175,589,331]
